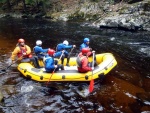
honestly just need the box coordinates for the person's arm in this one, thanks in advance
[11,47,20,61]
[38,47,48,53]
[64,45,73,49]
[25,45,31,55]
[54,51,62,57]
[42,48,49,52]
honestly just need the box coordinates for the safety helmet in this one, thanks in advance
[48,49,55,56]
[81,48,90,54]
[63,40,69,45]
[36,40,42,45]
[18,38,25,43]
[83,38,90,43]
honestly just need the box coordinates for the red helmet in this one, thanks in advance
[48,49,55,56]
[81,48,90,54]
[18,38,25,43]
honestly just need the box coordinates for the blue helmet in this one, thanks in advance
[84,38,90,43]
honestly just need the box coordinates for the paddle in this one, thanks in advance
[68,47,75,58]
[89,51,95,93]
[0,57,20,73]
[46,51,64,86]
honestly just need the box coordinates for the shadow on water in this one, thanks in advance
[0,18,149,112]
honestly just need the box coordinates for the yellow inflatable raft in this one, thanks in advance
[17,53,117,82]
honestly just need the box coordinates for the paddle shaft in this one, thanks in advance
[89,51,95,93]
[91,52,95,79]
[5,60,18,70]
[68,47,75,57]
[46,51,64,86]
[0,55,23,72]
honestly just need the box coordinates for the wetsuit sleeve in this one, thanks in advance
[26,45,31,55]
[39,47,48,53]
[11,47,20,61]
[64,45,73,49]
[54,51,62,58]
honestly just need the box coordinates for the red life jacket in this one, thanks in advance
[76,54,86,68]
[76,52,92,72]
[17,45,29,58]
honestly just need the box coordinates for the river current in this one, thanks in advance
[0,18,149,113]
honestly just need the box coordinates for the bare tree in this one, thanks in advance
[22,0,26,11]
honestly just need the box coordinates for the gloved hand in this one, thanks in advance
[92,50,95,53]
[23,52,27,56]
[89,48,92,51]
[73,45,76,48]
[12,60,15,64]
[54,65,58,68]
[91,67,94,70]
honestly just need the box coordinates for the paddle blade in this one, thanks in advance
[89,79,94,93]
[46,72,54,87]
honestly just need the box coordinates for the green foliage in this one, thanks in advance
[26,0,35,5]
[0,0,7,3]
[90,0,100,2]
[68,11,85,21]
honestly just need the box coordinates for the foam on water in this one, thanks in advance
[21,85,34,93]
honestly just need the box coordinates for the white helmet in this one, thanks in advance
[63,40,69,45]
[36,40,42,45]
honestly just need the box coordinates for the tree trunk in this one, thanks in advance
[22,0,26,11]
[36,0,39,11]
[6,0,11,11]
[42,1,46,13]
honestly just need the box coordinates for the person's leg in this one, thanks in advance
[88,62,92,67]
[59,64,64,70]
[21,58,39,68]
[54,66,59,72]
[65,52,70,66]
[61,55,65,65]
[30,57,40,68]
[54,60,58,65]
[21,58,30,63]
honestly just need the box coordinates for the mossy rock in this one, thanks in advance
[0,90,3,102]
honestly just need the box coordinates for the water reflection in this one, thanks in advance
[0,18,150,112]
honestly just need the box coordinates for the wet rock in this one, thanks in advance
[92,1,150,31]
[136,93,150,106]
[1,85,16,98]
[0,90,3,102]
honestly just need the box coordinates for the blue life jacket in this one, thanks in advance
[43,55,55,72]
[56,43,73,57]
[33,46,48,58]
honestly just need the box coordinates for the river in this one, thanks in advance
[0,18,149,113]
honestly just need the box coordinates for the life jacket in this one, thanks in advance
[76,55,86,68]
[43,56,51,64]
[17,45,30,58]
[56,43,65,52]
[33,47,37,55]
[33,46,45,56]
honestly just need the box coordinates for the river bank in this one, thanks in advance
[0,0,150,31]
